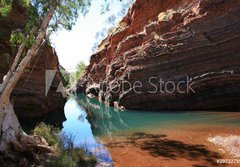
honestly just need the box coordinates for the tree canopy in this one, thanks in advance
[68,61,86,87]
[1,0,91,50]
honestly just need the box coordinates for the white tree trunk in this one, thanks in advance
[0,98,23,151]
[0,4,58,152]
[0,43,25,94]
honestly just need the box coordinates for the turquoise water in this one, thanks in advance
[61,97,113,163]
[61,94,240,163]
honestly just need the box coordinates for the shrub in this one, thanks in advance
[0,0,12,17]
[69,61,86,88]
[32,123,97,167]
[32,122,60,148]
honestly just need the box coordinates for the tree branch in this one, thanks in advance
[0,2,59,102]
[0,43,25,94]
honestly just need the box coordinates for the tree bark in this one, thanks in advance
[0,43,25,94]
[0,3,58,152]
[0,98,23,151]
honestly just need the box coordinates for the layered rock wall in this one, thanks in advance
[79,0,240,111]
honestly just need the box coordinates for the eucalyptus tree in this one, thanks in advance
[0,0,91,153]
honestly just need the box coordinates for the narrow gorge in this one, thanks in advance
[0,0,240,166]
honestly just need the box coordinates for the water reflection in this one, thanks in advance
[64,94,240,141]
[61,97,113,163]
[76,94,129,139]
[61,94,240,164]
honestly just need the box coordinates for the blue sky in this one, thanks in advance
[50,0,133,72]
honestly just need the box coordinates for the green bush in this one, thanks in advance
[32,123,97,167]
[0,0,13,16]
[32,122,60,148]
[68,61,87,88]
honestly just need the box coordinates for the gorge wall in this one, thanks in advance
[79,0,240,111]
[0,2,66,119]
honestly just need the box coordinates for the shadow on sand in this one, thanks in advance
[107,132,224,166]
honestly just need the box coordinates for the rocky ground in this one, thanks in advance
[209,135,240,158]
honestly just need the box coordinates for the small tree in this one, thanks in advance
[75,61,87,80]
[0,0,91,153]
[69,61,86,88]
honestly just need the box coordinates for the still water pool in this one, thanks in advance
[61,94,240,164]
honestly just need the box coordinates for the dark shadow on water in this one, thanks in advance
[107,132,223,166]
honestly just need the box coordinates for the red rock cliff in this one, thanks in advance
[0,2,66,119]
[79,0,240,111]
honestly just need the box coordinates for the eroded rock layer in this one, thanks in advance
[79,0,240,111]
[0,2,66,119]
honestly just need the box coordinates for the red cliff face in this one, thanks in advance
[0,3,66,119]
[79,0,240,111]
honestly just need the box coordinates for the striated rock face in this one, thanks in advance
[0,2,66,119]
[79,0,240,111]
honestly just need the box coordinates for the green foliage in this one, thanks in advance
[10,31,25,46]
[75,61,87,79]
[45,147,97,167]
[4,0,92,49]
[24,8,38,34]
[27,0,91,32]
[69,61,86,86]
[60,66,70,86]
[32,123,97,167]
[92,0,134,52]
[21,0,30,7]
[4,0,125,50]
[0,0,13,16]
[25,33,35,48]
[32,122,60,147]
[0,5,11,16]
[10,30,36,49]
[0,0,29,16]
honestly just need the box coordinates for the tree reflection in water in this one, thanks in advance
[75,94,129,139]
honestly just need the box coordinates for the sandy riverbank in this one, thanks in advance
[103,125,240,167]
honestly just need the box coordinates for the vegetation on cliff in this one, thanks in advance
[0,0,29,16]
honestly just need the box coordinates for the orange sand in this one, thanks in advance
[103,124,240,167]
